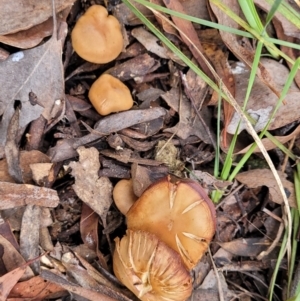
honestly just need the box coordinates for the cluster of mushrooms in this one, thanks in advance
[71,5,133,116]
[113,176,216,301]
[71,6,216,301]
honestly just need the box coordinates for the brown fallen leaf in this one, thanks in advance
[200,29,235,147]
[72,107,166,149]
[0,264,27,301]
[131,163,169,197]
[19,205,41,274]
[0,220,19,253]
[191,270,235,301]
[254,0,300,39]
[0,17,54,49]
[106,53,161,81]
[235,169,296,207]
[162,0,214,80]
[113,2,155,26]
[0,150,50,183]
[80,203,108,270]
[67,147,113,229]
[218,238,270,257]
[131,27,169,59]
[0,7,70,49]
[0,234,34,282]
[227,59,300,134]
[41,269,124,301]
[235,124,300,154]
[209,0,282,99]
[0,182,59,209]
[0,21,65,148]
[0,0,75,35]
[8,275,67,300]
[100,149,163,166]
[162,87,214,144]
[4,106,22,184]
[118,134,159,152]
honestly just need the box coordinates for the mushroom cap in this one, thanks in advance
[113,179,138,215]
[126,176,216,270]
[71,5,123,64]
[113,229,192,301]
[88,74,133,115]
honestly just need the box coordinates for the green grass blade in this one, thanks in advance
[238,0,265,32]
[129,0,300,51]
[214,84,222,179]
[210,0,298,64]
[264,0,300,28]
[229,57,300,181]
[122,0,223,94]
[265,0,282,27]
[268,223,288,300]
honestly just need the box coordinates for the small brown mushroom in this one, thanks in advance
[113,179,138,215]
[71,5,123,64]
[113,229,192,301]
[88,74,133,115]
[126,176,216,270]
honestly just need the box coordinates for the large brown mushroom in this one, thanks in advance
[126,176,216,270]
[113,229,192,301]
[88,74,133,115]
[71,5,123,64]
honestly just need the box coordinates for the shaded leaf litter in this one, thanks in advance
[0,0,299,300]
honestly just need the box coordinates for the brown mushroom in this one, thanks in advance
[71,5,123,64]
[113,229,192,301]
[113,179,138,215]
[126,176,216,270]
[88,74,133,115]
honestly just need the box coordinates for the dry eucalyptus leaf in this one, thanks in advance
[5,107,22,184]
[0,18,54,49]
[0,32,65,147]
[209,0,282,98]
[236,169,296,207]
[235,124,300,154]
[73,107,166,149]
[67,146,113,227]
[218,238,270,257]
[162,87,213,143]
[106,53,160,82]
[41,269,124,301]
[8,275,66,300]
[131,27,169,59]
[227,59,300,134]
[254,0,300,39]
[0,8,70,49]
[0,234,34,281]
[162,0,214,80]
[0,0,75,35]
[19,205,41,274]
[0,264,27,300]
[0,150,50,183]
[131,27,168,57]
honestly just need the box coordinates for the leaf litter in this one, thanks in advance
[0,0,299,300]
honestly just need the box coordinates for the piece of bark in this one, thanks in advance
[0,182,59,209]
